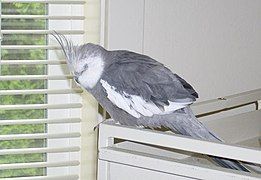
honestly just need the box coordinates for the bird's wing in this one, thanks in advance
[101,51,198,118]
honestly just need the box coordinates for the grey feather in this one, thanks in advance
[147,107,249,172]
[101,51,249,172]
[102,50,198,107]
[53,34,249,172]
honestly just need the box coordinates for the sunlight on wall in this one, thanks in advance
[81,0,101,180]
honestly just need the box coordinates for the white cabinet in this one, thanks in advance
[97,89,261,180]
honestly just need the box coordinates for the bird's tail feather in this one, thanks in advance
[164,107,250,172]
[211,157,250,172]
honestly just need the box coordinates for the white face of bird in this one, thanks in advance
[65,44,105,88]
[52,32,105,89]
[75,55,105,89]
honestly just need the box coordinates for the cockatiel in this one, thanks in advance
[53,32,249,172]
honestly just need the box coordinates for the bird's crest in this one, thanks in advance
[51,31,76,72]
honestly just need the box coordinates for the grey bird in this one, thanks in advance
[53,32,249,172]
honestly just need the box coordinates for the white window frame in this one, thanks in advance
[0,1,101,179]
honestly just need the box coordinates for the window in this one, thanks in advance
[0,0,88,179]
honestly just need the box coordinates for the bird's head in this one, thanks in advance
[52,32,106,89]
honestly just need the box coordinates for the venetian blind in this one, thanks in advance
[0,0,86,179]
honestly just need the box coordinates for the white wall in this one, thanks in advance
[104,0,261,101]
[81,1,101,180]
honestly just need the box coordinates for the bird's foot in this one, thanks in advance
[93,118,118,131]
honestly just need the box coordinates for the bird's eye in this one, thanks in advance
[74,63,88,77]
[83,64,88,69]
[75,67,86,77]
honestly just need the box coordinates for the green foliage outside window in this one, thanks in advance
[0,2,47,178]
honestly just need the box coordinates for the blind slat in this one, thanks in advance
[2,0,85,4]
[0,118,81,125]
[4,175,79,180]
[0,89,82,95]
[0,75,73,81]
[0,1,86,178]
[0,132,81,141]
[0,60,66,65]
[1,45,61,50]
[0,161,80,170]
[1,15,85,20]
[0,146,80,155]
[0,103,82,110]
[1,30,84,34]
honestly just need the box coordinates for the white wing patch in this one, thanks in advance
[100,79,191,118]
[100,79,141,118]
